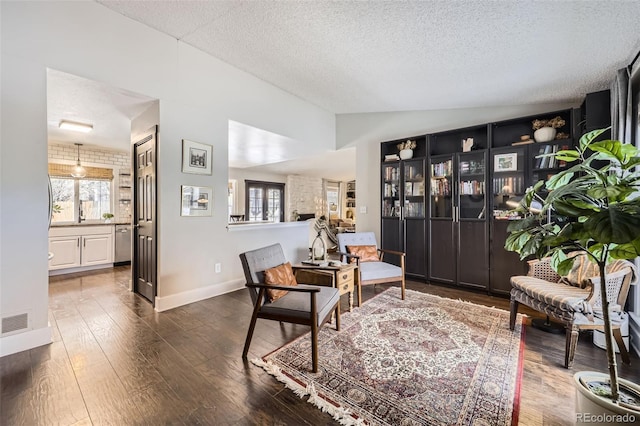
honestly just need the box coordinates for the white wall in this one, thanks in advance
[0,1,335,355]
[336,104,578,239]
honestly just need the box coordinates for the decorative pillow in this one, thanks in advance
[263,262,298,302]
[346,245,379,264]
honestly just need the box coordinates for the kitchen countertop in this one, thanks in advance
[51,222,131,227]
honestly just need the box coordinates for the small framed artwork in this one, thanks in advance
[494,153,518,172]
[181,185,212,216]
[182,139,212,175]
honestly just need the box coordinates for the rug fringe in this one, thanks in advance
[251,358,364,425]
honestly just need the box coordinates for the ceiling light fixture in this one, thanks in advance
[59,120,93,133]
[71,143,87,178]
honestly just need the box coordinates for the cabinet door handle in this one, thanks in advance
[83,238,86,247]
[77,237,80,247]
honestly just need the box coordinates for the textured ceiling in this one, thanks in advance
[98,0,640,114]
[47,69,157,151]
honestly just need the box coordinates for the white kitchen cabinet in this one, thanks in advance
[49,236,81,269]
[49,225,114,273]
[81,234,113,266]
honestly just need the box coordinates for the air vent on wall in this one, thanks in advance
[2,313,29,335]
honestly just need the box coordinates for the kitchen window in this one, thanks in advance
[49,164,113,223]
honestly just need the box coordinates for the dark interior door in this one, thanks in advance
[133,128,157,304]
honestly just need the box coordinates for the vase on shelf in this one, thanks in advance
[399,149,414,160]
[534,127,556,142]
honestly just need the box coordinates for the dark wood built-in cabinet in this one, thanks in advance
[380,93,611,297]
[380,136,427,279]
[427,126,489,290]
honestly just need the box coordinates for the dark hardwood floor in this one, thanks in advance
[2,266,639,425]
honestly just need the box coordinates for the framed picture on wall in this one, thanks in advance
[181,185,212,216]
[182,139,212,175]
[494,153,518,172]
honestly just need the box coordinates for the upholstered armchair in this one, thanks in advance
[509,254,637,368]
[336,232,406,305]
[239,243,340,373]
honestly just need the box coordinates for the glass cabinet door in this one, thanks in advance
[402,159,425,218]
[382,163,400,218]
[458,152,486,219]
[492,147,526,220]
[429,156,453,218]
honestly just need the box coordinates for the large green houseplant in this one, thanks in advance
[505,128,640,412]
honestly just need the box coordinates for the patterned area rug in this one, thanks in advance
[253,287,525,425]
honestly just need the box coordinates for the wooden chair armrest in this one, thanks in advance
[378,248,405,257]
[246,283,320,293]
[336,251,360,264]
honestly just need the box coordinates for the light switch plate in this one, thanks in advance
[360,206,367,214]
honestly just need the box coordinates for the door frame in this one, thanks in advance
[132,126,158,305]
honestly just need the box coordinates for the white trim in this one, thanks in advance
[48,263,114,276]
[0,326,52,357]
[154,278,245,312]
[227,220,309,232]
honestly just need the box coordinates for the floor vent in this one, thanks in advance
[2,313,29,335]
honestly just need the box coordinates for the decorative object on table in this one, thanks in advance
[532,116,566,142]
[462,137,474,152]
[311,230,327,261]
[180,185,212,216]
[181,139,212,175]
[253,287,524,426]
[494,152,518,172]
[505,128,640,418]
[397,139,416,159]
[102,212,114,223]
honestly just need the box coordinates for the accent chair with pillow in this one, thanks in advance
[336,231,406,305]
[509,253,637,368]
[239,243,340,373]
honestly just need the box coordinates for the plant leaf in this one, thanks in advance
[579,128,609,151]
[609,243,640,260]
[583,201,640,244]
[590,140,638,164]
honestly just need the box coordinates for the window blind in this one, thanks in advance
[48,163,114,180]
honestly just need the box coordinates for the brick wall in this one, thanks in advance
[286,175,324,221]
[48,142,132,223]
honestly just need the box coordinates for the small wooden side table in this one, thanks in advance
[292,262,358,311]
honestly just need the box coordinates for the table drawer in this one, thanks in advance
[337,269,354,285]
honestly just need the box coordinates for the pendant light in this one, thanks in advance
[71,143,87,178]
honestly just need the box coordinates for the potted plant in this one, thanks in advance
[102,212,114,223]
[397,139,417,160]
[505,128,640,419]
[532,115,566,142]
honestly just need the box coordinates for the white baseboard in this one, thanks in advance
[0,326,52,357]
[629,311,640,358]
[49,263,114,276]
[154,279,245,312]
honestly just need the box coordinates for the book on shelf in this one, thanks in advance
[385,154,399,161]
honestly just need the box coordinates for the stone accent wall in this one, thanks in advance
[48,142,132,223]
[286,175,324,221]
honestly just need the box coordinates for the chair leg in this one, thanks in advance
[565,323,579,368]
[243,289,264,360]
[335,302,340,331]
[613,327,631,365]
[509,299,519,331]
[400,275,406,300]
[311,320,319,373]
